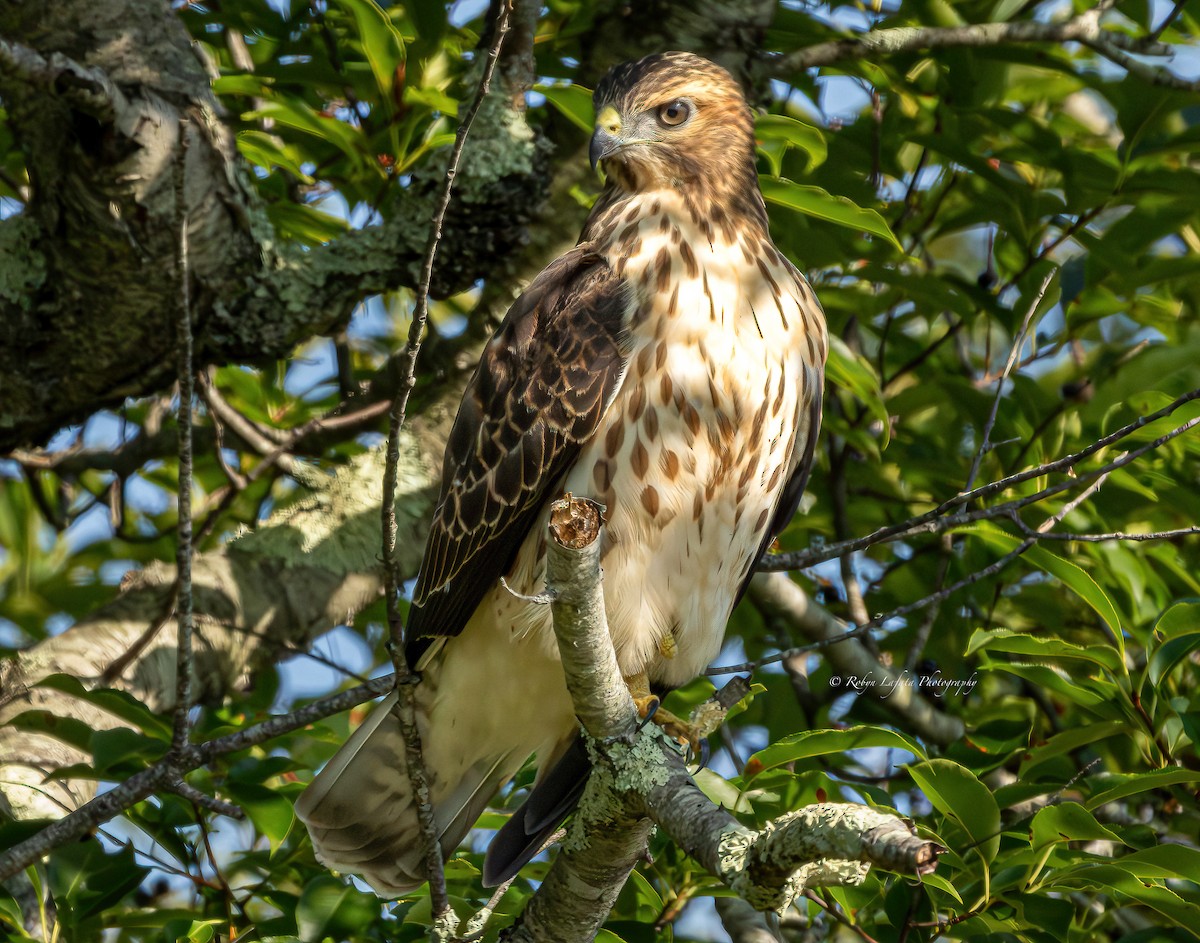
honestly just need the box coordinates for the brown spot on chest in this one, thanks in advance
[593,459,612,491]
[636,344,654,376]
[628,382,647,421]
[655,248,672,293]
[659,372,674,404]
[641,485,660,516]
[643,405,659,442]
[605,421,625,457]
[660,449,680,480]
[679,241,698,279]
[631,438,649,478]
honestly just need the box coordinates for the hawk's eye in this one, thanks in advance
[657,100,691,127]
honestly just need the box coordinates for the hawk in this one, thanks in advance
[296,51,827,896]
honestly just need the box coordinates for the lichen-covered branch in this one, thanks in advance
[0,0,546,453]
[507,496,940,942]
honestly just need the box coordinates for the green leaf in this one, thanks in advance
[267,201,351,245]
[826,334,890,448]
[1085,768,1200,810]
[0,887,27,936]
[91,727,165,776]
[1019,720,1127,778]
[760,177,903,251]
[908,758,1001,864]
[35,674,172,738]
[1149,631,1200,686]
[332,0,405,107]
[966,627,1124,674]
[6,710,96,753]
[755,115,827,171]
[1030,802,1123,851]
[538,84,595,134]
[919,872,963,904]
[963,523,1127,664]
[296,875,381,942]
[246,98,367,167]
[237,130,315,182]
[223,781,295,851]
[694,768,753,813]
[1154,600,1200,640]
[748,725,925,777]
[48,841,148,924]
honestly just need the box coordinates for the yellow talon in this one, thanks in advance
[623,671,705,757]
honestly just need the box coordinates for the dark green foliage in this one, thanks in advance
[2,0,1199,940]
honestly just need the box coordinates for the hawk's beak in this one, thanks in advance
[590,106,624,171]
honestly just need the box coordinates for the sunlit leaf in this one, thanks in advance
[760,177,903,250]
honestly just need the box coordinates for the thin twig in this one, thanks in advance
[0,674,396,881]
[172,781,245,820]
[1147,0,1187,42]
[767,8,1178,76]
[964,269,1055,493]
[1016,523,1200,542]
[1081,36,1200,91]
[377,0,513,924]
[172,122,195,754]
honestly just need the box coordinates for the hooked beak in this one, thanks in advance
[590,105,625,171]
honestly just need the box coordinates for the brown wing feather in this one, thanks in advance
[406,246,632,662]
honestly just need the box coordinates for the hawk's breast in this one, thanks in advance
[502,191,825,688]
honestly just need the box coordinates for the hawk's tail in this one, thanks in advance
[295,687,515,897]
[481,735,592,886]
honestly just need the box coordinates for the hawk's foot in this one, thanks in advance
[624,672,708,763]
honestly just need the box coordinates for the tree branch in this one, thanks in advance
[0,0,548,453]
[764,7,1194,92]
[0,430,443,833]
[171,123,196,755]
[748,573,964,746]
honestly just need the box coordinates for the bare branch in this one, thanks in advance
[1080,36,1200,91]
[170,781,245,820]
[1017,523,1200,543]
[725,467,1125,677]
[171,123,195,754]
[765,7,1189,89]
[965,269,1055,494]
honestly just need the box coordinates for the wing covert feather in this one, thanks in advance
[406,247,631,659]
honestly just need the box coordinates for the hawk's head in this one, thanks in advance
[590,52,757,201]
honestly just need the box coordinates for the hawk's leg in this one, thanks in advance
[624,671,706,762]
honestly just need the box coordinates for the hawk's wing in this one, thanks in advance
[406,245,632,663]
